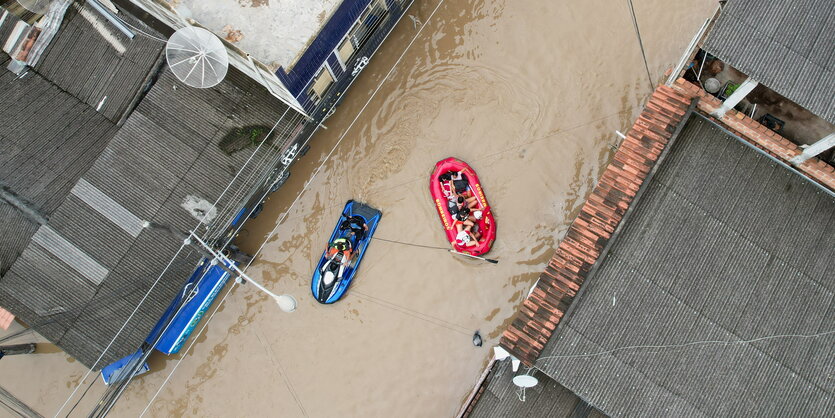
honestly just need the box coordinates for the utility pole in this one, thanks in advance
[87,222,298,417]
[186,231,297,312]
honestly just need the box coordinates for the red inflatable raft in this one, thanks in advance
[430,157,496,256]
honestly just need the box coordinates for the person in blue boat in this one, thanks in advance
[322,238,352,285]
[340,215,369,241]
[321,216,368,285]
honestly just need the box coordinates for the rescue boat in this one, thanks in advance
[430,157,496,256]
[311,200,382,304]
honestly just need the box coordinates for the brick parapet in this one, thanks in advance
[498,79,834,367]
[498,85,692,366]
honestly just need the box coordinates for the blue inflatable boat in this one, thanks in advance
[312,200,382,304]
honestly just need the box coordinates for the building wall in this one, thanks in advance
[125,0,306,115]
[276,0,372,97]
[277,0,411,113]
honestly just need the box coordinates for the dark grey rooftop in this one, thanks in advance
[0,5,304,368]
[703,0,835,124]
[538,115,835,417]
[33,0,165,123]
[469,359,605,418]
[0,67,301,368]
[0,1,163,277]
[0,53,117,276]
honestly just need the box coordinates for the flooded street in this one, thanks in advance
[0,0,716,416]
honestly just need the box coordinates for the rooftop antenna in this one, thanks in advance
[17,0,51,14]
[165,26,228,88]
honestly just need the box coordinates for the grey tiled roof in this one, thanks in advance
[0,53,118,276]
[0,203,38,277]
[703,0,835,124]
[539,115,835,417]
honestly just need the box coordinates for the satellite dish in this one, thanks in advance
[17,0,51,14]
[166,26,228,88]
[512,375,539,388]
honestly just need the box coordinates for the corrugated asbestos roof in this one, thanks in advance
[468,359,604,418]
[703,0,835,124]
[33,1,164,123]
[538,116,835,417]
[1,67,297,368]
[0,52,118,276]
[0,4,303,368]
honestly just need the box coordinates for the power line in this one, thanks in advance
[55,60,307,418]
[535,329,835,363]
[138,281,239,417]
[207,112,308,245]
[352,290,471,336]
[53,243,187,417]
[77,67,306,415]
[371,236,450,251]
[134,0,451,414]
[626,0,654,89]
[86,259,219,417]
[252,107,633,229]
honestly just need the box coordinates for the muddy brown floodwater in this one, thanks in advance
[0,1,717,416]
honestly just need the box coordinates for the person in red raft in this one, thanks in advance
[439,171,484,248]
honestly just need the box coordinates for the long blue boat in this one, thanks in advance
[312,200,382,304]
[100,258,233,384]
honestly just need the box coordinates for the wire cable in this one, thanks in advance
[535,329,835,363]
[115,15,169,44]
[135,1,450,414]
[55,41,307,416]
[83,263,218,417]
[138,281,239,417]
[626,0,654,89]
[243,107,632,229]
[56,48,304,418]
[53,243,186,417]
[371,236,449,251]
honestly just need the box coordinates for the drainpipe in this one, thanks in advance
[87,0,136,38]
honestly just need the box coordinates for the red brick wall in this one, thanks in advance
[499,86,693,366]
[499,80,834,367]
[673,78,835,190]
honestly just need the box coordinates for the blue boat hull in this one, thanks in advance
[147,258,234,355]
[311,200,382,304]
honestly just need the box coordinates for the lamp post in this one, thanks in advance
[188,231,297,313]
[144,221,297,312]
